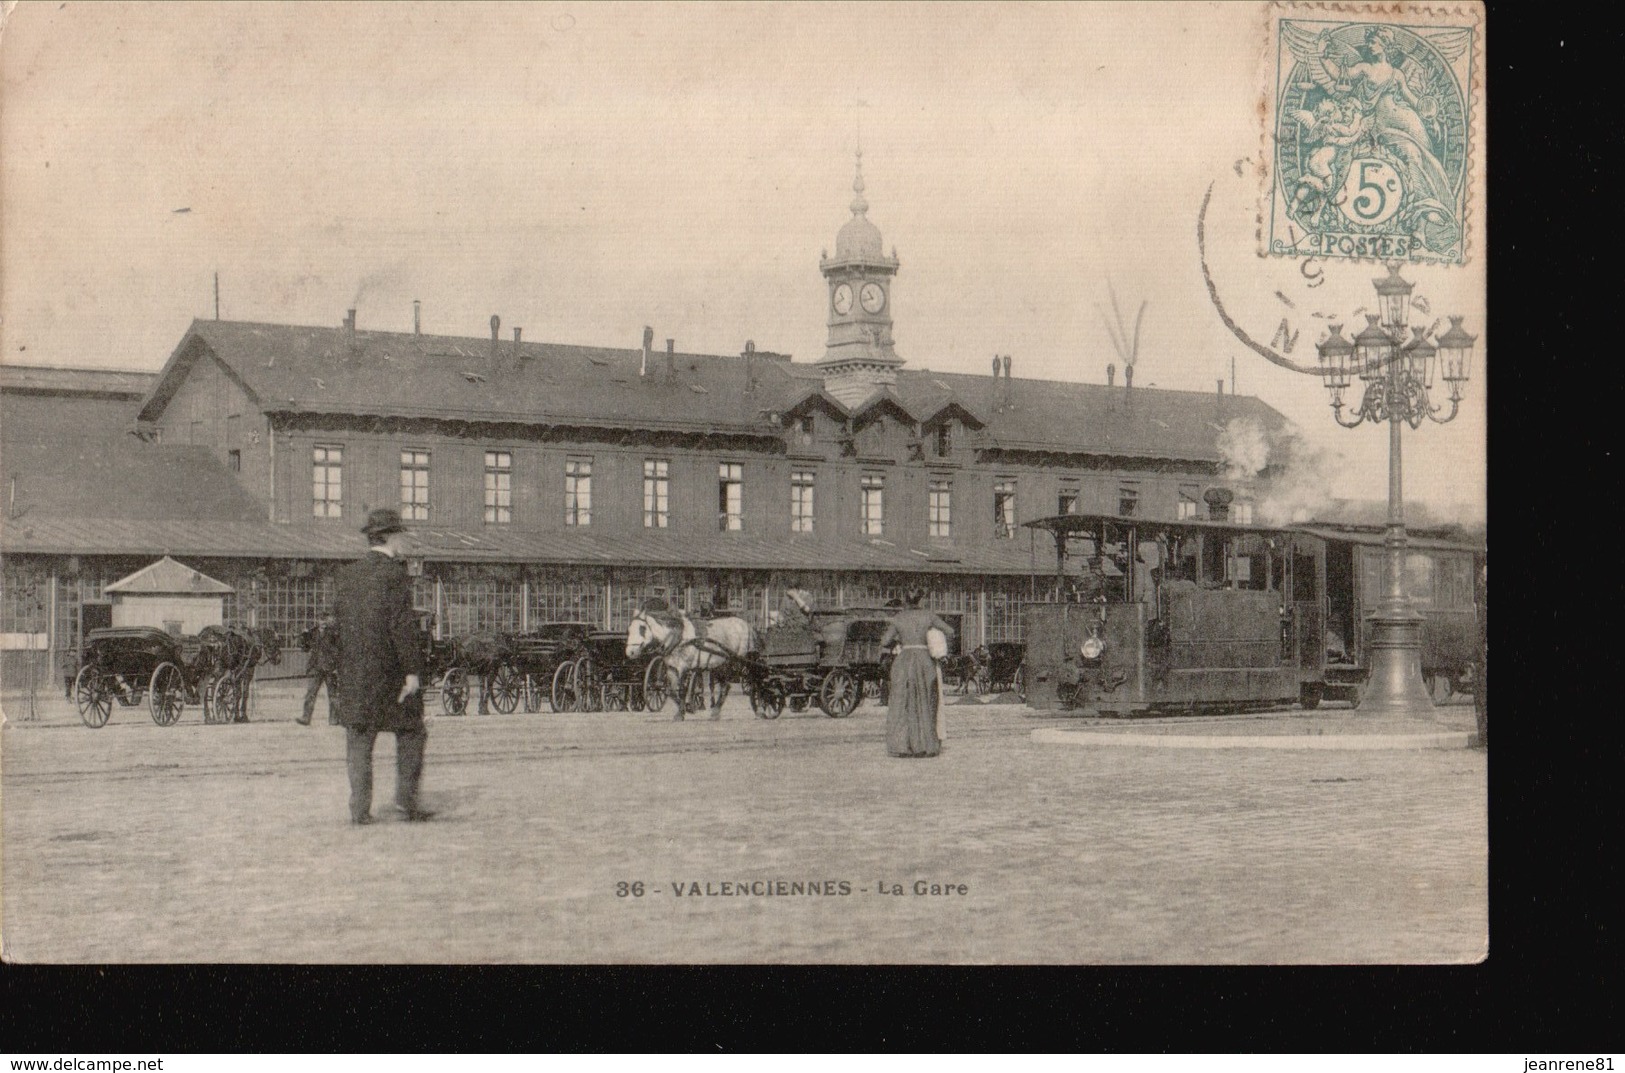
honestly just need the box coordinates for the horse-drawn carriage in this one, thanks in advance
[73,624,280,728]
[481,622,588,713]
[624,604,935,721]
[941,641,1025,696]
[738,610,898,720]
[416,620,473,716]
[550,629,669,713]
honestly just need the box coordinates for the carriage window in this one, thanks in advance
[484,451,512,524]
[643,459,669,529]
[861,474,885,535]
[718,463,743,531]
[1118,485,1139,517]
[1058,484,1080,516]
[312,445,343,518]
[565,456,592,527]
[993,479,1017,539]
[1404,553,1435,606]
[1233,500,1255,524]
[400,449,430,520]
[790,470,815,533]
[928,478,952,538]
[228,450,241,473]
[1178,485,1200,520]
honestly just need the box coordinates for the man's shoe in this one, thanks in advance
[296,716,312,725]
[395,806,436,822]
[351,814,374,826]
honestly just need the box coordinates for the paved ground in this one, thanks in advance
[1,685,1487,964]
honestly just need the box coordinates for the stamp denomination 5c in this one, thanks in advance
[1262,3,1483,265]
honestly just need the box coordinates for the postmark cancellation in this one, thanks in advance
[1261,3,1484,265]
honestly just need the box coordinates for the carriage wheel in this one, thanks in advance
[75,666,112,729]
[642,660,668,713]
[861,678,882,704]
[551,660,578,713]
[678,671,710,715]
[489,663,523,714]
[749,683,785,720]
[441,667,470,716]
[576,657,604,712]
[210,674,241,725]
[148,662,185,727]
[818,669,859,718]
[522,673,544,713]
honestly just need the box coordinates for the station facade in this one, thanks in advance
[1,162,1287,685]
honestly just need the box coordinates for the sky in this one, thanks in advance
[0,1,1485,517]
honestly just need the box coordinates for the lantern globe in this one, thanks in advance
[1373,264,1414,332]
[1353,315,1393,382]
[1404,327,1438,389]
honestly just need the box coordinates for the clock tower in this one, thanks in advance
[816,150,903,408]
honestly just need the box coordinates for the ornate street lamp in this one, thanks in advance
[1317,265,1477,715]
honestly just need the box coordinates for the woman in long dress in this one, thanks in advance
[879,590,954,758]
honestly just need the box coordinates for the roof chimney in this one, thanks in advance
[1217,379,1224,396]
[1002,354,1013,410]
[413,300,421,336]
[513,326,523,361]
[345,309,357,352]
[489,314,501,360]
[1124,364,1134,390]
[666,338,676,382]
[990,354,1002,412]
[1107,363,1116,387]
[641,326,653,378]
[743,339,757,393]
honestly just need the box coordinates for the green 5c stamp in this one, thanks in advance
[1264,7,1481,265]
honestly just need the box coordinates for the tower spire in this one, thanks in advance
[850,148,869,218]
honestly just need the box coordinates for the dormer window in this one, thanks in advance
[935,423,952,457]
[797,415,815,446]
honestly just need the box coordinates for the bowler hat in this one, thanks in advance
[361,508,406,537]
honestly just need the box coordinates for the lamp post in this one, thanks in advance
[1316,265,1476,716]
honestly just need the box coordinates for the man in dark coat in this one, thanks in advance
[296,611,340,726]
[332,508,430,824]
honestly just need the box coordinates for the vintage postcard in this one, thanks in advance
[0,1,1486,964]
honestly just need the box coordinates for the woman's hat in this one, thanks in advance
[361,508,406,537]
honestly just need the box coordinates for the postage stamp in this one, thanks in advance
[1261,3,1484,265]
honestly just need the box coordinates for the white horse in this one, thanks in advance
[626,609,756,720]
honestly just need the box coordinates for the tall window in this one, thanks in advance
[1058,484,1080,516]
[993,479,1017,539]
[565,456,593,527]
[484,451,512,524]
[860,474,885,535]
[790,471,816,533]
[643,459,669,528]
[313,446,343,517]
[1117,483,1139,518]
[718,463,743,531]
[401,449,430,520]
[928,477,953,538]
[1177,484,1200,520]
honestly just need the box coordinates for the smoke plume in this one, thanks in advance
[1216,418,1336,526]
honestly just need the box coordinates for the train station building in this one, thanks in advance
[2,162,1292,685]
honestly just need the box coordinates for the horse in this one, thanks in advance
[625,608,756,721]
[199,625,282,722]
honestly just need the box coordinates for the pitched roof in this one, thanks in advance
[0,441,266,523]
[104,555,235,594]
[138,319,1287,464]
[0,363,157,398]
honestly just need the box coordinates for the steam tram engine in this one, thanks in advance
[1020,512,1480,715]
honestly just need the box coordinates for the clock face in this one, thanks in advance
[859,282,886,314]
[831,283,854,316]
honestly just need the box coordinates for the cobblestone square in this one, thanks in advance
[1,690,1487,963]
